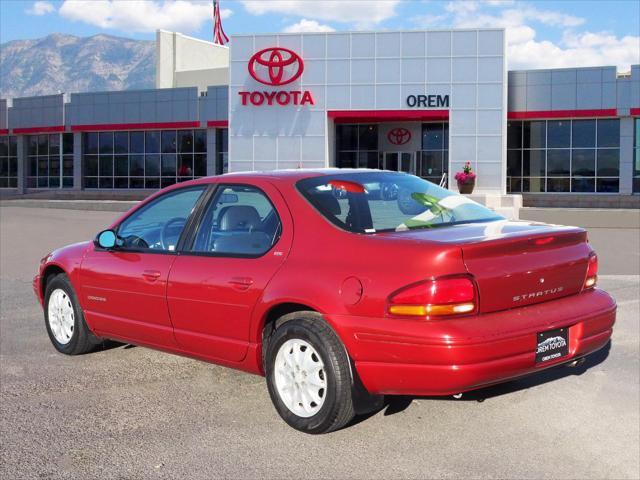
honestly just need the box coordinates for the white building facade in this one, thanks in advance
[228,29,507,193]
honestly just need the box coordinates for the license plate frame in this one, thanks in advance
[536,327,569,363]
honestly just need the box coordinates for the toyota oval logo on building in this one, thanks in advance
[248,47,304,86]
[387,128,412,146]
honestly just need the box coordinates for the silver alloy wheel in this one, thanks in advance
[274,339,327,418]
[48,288,75,345]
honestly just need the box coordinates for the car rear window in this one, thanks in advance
[296,172,503,234]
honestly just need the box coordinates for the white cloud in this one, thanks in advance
[484,0,515,6]
[284,19,335,33]
[240,1,401,28]
[509,32,640,70]
[444,2,584,29]
[415,1,638,71]
[26,1,55,16]
[58,0,232,34]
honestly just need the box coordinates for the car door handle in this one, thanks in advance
[228,277,254,291]
[142,270,162,281]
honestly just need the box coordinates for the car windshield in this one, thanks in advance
[296,171,504,234]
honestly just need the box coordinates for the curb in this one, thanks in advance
[520,207,640,229]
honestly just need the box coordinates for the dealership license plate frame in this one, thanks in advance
[536,327,569,364]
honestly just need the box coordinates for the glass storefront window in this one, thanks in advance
[422,123,445,150]
[161,131,177,153]
[27,133,73,188]
[507,121,522,149]
[547,120,570,148]
[507,118,620,194]
[597,149,620,177]
[523,150,545,177]
[523,121,546,149]
[506,149,521,177]
[336,124,379,170]
[571,149,596,176]
[572,120,596,148]
[83,129,208,189]
[596,119,620,148]
[0,136,18,188]
[216,128,228,175]
[547,150,570,176]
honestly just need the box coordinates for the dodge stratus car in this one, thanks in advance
[34,170,616,433]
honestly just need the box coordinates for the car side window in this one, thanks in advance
[117,186,206,252]
[191,185,281,256]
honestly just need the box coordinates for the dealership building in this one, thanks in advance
[1,28,639,210]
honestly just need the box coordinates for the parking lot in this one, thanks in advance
[1,206,639,479]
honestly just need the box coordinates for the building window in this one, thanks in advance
[216,128,228,175]
[335,123,449,185]
[83,129,207,189]
[634,118,640,193]
[335,124,379,169]
[27,133,74,188]
[0,136,18,188]
[507,119,620,193]
[418,122,449,185]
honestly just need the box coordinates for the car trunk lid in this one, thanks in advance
[381,220,592,314]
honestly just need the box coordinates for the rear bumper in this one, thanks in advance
[328,289,616,396]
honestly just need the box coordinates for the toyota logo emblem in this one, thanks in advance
[387,128,412,146]
[248,47,304,86]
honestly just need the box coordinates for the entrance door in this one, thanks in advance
[383,152,415,174]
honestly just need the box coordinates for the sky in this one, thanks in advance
[1,0,639,71]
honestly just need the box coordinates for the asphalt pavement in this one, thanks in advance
[1,206,639,479]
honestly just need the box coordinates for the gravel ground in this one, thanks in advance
[1,206,638,479]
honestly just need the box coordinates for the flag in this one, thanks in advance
[213,0,229,45]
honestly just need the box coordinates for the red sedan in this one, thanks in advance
[33,170,616,434]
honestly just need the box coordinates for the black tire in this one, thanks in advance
[265,314,355,434]
[44,273,100,355]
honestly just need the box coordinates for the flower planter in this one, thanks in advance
[455,162,476,194]
[457,179,475,194]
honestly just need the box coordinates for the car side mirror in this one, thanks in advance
[95,230,117,249]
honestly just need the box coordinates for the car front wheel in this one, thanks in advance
[44,273,100,355]
[265,315,355,434]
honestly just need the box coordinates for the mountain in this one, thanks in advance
[0,33,155,99]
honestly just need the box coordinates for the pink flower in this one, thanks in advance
[455,171,476,183]
[455,162,476,182]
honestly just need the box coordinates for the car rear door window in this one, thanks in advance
[117,186,206,251]
[191,185,281,256]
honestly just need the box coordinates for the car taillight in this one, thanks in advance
[388,276,477,318]
[584,253,598,289]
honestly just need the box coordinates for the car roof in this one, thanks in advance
[189,168,393,185]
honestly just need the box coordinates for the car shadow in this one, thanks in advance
[348,342,611,425]
[94,340,135,352]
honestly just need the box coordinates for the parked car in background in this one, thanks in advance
[34,169,616,433]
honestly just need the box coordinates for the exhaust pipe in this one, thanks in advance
[567,357,586,368]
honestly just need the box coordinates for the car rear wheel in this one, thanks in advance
[44,273,100,355]
[265,315,355,434]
